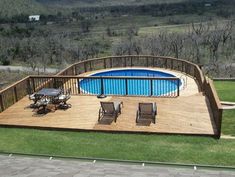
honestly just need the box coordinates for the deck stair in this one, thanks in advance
[221,101,235,110]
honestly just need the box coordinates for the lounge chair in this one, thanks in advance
[136,102,157,124]
[98,101,123,123]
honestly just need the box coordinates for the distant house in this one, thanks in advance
[29,15,40,21]
[204,3,211,7]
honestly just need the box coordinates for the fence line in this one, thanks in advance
[29,75,180,97]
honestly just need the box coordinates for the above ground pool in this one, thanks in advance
[79,69,181,96]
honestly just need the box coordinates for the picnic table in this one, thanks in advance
[35,88,62,97]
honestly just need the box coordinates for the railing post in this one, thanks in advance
[100,77,104,95]
[150,79,153,96]
[89,61,92,71]
[181,61,184,73]
[152,57,154,67]
[125,78,128,95]
[53,78,56,88]
[74,65,77,75]
[177,79,180,96]
[84,62,87,72]
[104,58,106,69]
[27,77,31,94]
[124,57,127,67]
[110,57,113,68]
[165,58,167,68]
[32,77,36,92]
[14,87,18,102]
[77,78,81,94]
[130,56,133,67]
[0,94,4,112]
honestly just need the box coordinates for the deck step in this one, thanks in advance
[221,101,235,110]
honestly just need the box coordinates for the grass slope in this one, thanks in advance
[0,0,49,17]
[214,81,235,136]
[0,128,235,166]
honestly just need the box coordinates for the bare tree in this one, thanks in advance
[168,33,184,58]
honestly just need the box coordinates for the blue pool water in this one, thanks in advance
[80,69,180,96]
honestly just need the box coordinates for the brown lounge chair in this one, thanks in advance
[98,101,123,123]
[136,102,157,124]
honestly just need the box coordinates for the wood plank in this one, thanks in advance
[0,94,217,135]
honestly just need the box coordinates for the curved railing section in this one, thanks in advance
[57,55,205,92]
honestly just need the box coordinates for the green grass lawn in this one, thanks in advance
[0,128,235,166]
[0,81,234,166]
[214,81,235,136]
[214,81,235,102]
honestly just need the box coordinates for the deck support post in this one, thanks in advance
[216,109,223,139]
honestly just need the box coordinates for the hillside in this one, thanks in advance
[36,0,188,8]
[0,0,49,17]
[0,0,223,17]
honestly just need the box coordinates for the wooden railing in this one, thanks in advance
[58,56,205,92]
[0,55,223,138]
[0,76,30,112]
[28,75,180,97]
[204,79,223,138]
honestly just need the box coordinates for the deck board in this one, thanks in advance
[0,94,217,135]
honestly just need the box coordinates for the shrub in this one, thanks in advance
[0,57,10,65]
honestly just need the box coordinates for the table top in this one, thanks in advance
[35,88,62,97]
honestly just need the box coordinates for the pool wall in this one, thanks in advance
[79,68,182,97]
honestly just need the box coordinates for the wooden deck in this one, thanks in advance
[0,94,217,136]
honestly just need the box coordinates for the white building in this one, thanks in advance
[29,15,40,21]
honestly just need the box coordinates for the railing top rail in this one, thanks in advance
[0,76,30,94]
[69,55,203,68]
[29,75,180,80]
